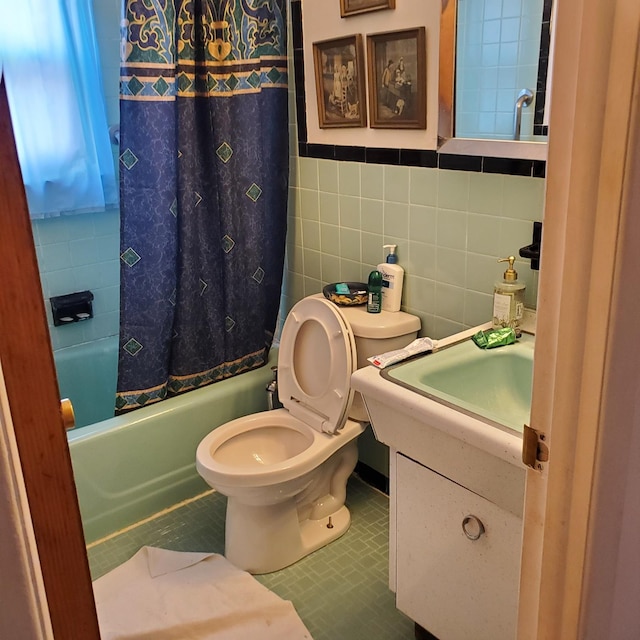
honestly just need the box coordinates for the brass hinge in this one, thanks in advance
[522,424,549,470]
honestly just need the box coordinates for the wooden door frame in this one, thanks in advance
[0,80,100,638]
[518,0,640,637]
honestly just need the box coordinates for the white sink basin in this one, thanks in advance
[351,325,532,482]
[382,332,534,433]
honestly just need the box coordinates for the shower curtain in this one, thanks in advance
[116,0,288,412]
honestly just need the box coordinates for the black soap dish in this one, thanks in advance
[50,291,94,326]
[323,282,368,306]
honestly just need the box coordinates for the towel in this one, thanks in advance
[93,547,313,640]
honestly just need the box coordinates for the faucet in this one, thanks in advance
[513,89,534,140]
[266,366,281,410]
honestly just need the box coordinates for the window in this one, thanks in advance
[0,0,117,218]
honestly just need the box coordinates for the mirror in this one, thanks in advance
[439,0,553,161]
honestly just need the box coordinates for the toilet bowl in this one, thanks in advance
[197,410,363,574]
[196,295,420,574]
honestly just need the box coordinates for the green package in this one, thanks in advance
[472,330,489,349]
[472,327,516,349]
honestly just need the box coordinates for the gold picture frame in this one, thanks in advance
[340,0,395,18]
[312,35,367,129]
[367,27,427,129]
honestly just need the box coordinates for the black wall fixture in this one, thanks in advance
[50,291,94,326]
[519,221,542,270]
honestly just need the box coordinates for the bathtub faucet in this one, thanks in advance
[266,366,281,410]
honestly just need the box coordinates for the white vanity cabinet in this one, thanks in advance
[394,453,522,640]
[350,353,528,640]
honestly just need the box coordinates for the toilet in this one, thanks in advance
[196,294,420,573]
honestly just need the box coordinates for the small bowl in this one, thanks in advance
[323,282,368,306]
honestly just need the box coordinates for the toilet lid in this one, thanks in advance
[278,297,356,434]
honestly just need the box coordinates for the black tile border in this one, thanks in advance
[534,0,553,132]
[290,0,546,179]
[483,157,536,177]
[439,153,483,173]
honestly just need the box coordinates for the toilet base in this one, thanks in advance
[300,504,351,556]
[224,498,352,574]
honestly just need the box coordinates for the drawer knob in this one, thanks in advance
[462,514,485,540]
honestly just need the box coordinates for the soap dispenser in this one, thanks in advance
[377,244,404,312]
[493,256,525,335]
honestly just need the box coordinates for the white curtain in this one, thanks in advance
[0,0,117,218]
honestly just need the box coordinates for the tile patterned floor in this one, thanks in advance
[88,475,415,640]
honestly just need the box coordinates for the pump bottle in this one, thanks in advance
[493,256,526,336]
[377,244,404,312]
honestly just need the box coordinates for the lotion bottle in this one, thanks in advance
[493,256,526,336]
[378,244,404,312]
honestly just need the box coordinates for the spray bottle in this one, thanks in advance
[367,270,382,313]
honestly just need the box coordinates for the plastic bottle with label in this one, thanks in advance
[377,244,404,312]
[367,270,382,314]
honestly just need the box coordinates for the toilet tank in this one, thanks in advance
[338,304,421,421]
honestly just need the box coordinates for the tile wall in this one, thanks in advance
[284,156,544,339]
[32,0,121,351]
[32,212,120,350]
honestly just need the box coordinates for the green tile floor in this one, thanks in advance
[88,474,415,640]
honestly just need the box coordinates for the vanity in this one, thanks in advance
[351,322,534,640]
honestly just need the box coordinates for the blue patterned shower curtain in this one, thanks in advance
[116,0,288,412]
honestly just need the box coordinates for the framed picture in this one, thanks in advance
[312,35,367,129]
[340,0,395,18]
[367,27,427,129]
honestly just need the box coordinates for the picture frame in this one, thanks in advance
[366,27,427,129]
[312,35,367,129]
[340,0,395,18]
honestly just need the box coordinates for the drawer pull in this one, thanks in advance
[462,514,485,540]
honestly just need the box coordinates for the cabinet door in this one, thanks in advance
[396,454,522,640]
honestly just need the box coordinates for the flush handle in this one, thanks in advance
[60,398,75,431]
[462,514,485,541]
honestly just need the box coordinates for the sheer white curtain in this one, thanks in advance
[0,0,117,218]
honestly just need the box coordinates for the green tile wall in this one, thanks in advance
[285,47,544,340]
[33,211,120,350]
[285,155,543,339]
[33,0,122,352]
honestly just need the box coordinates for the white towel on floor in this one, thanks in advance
[93,546,313,640]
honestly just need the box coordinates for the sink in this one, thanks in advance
[382,332,534,433]
[351,323,536,472]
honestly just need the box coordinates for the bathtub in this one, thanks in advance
[66,345,278,543]
[55,336,119,429]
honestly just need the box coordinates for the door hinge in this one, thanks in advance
[522,424,549,470]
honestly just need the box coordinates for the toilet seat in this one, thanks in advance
[277,297,356,434]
